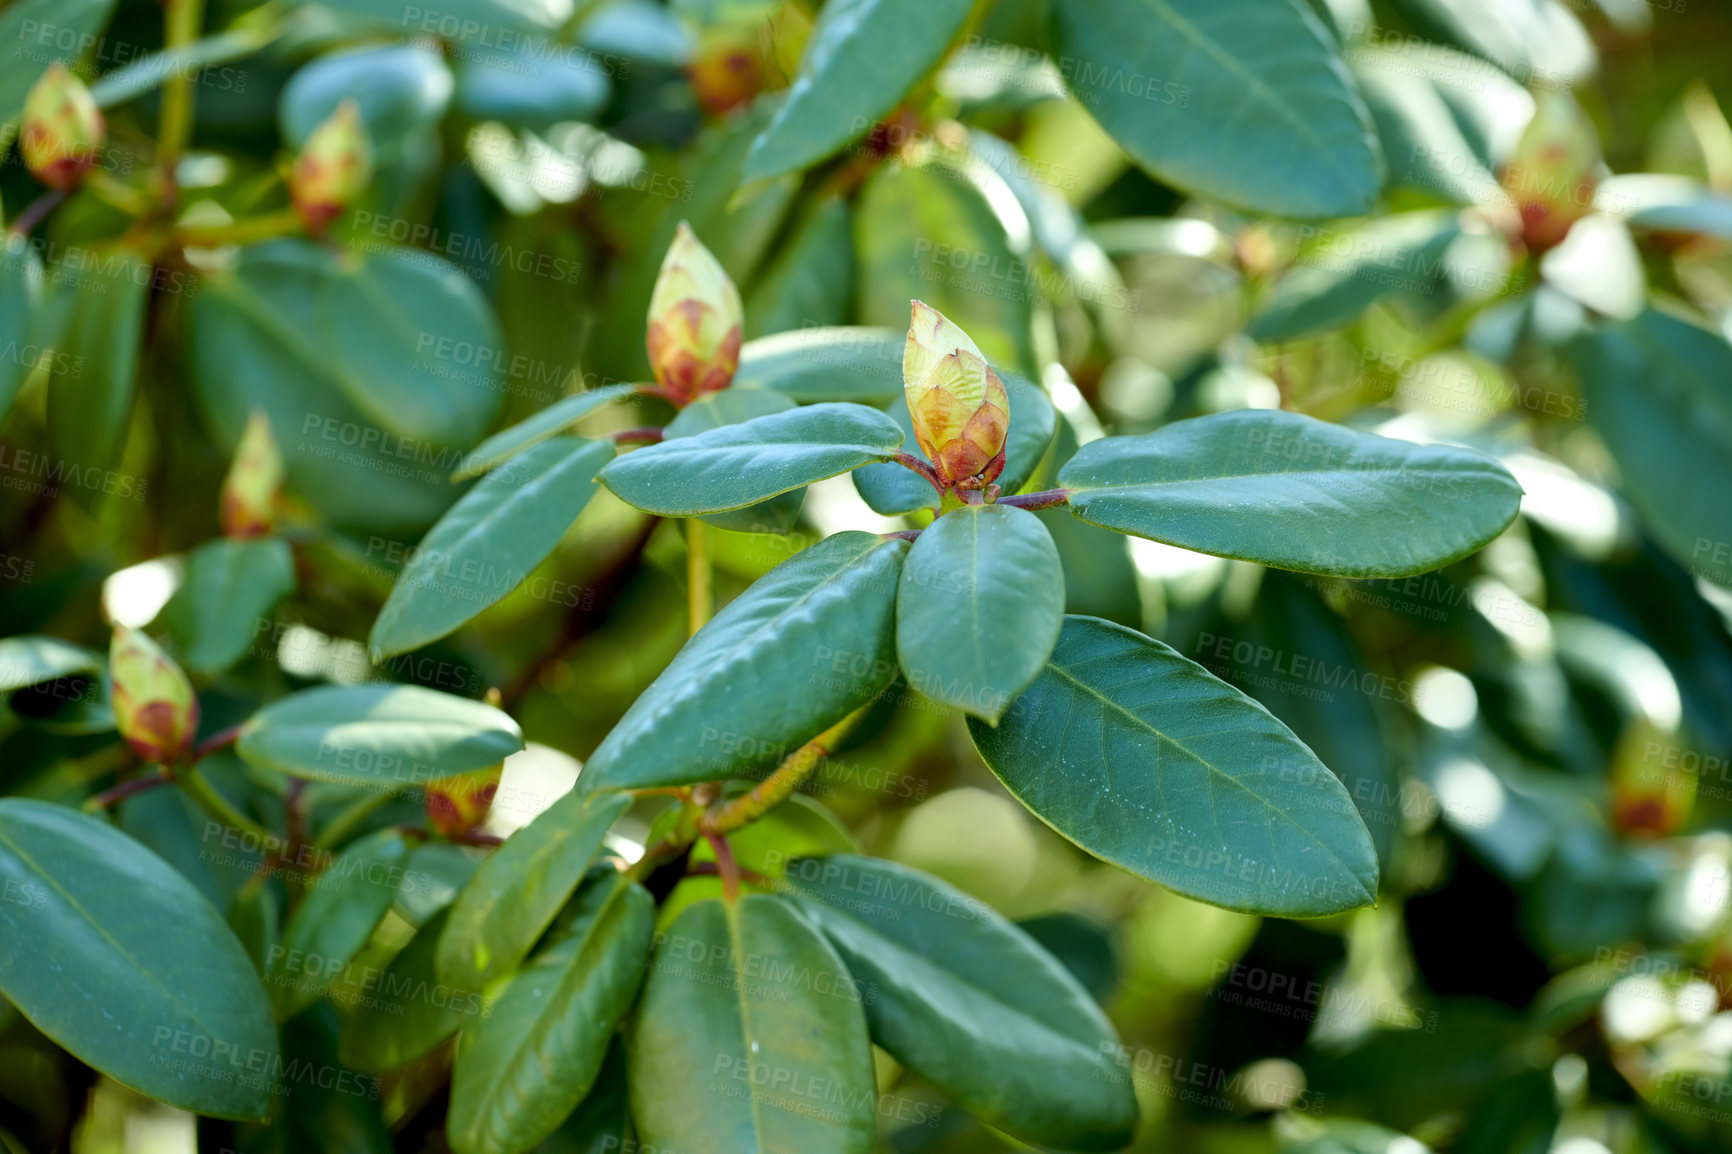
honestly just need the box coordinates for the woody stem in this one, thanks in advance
[891,451,944,493]
[697,705,871,839]
[996,488,1071,511]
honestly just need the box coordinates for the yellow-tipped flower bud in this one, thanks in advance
[220,410,284,538]
[425,764,502,837]
[645,222,743,404]
[110,626,199,765]
[290,100,372,234]
[1502,90,1600,251]
[20,63,105,193]
[903,301,1009,487]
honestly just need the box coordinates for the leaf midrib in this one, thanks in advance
[1043,657,1374,901]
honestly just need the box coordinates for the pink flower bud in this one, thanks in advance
[1502,90,1600,251]
[290,100,372,234]
[902,301,1009,487]
[646,222,743,404]
[221,411,284,538]
[110,626,199,765]
[21,63,105,193]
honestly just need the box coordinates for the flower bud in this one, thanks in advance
[902,301,1009,487]
[110,626,199,765]
[425,764,502,837]
[1610,717,1695,839]
[220,410,284,538]
[689,25,770,116]
[646,222,743,404]
[290,100,372,234]
[20,63,105,193]
[1501,90,1600,251]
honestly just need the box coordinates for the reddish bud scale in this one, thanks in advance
[645,222,744,405]
[21,63,105,193]
[902,301,1010,488]
[109,627,199,765]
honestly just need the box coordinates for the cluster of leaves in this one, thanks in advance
[3,0,1732,1150]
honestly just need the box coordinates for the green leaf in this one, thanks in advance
[1050,0,1382,219]
[268,828,409,1019]
[783,855,1137,1150]
[664,389,806,535]
[0,637,102,694]
[448,873,655,1154]
[0,799,277,1119]
[629,895,876,1154]
[237,684,523,788]
[0,237,45,421]
[340,906,478,1072]
[745,197,856,338]
[0,0,120,123]
[735,327,904,405]
[1244,572,1401,865]
[740,0,975,184]
[437,791,629,992]
[968,615,1380,916]
[455,386,639,480]
[853,371,1057,515]
[190,239,502,533]
[896,505,1064,722]
[1059,410,1522,577]
[369,437,614,659]
[855,162,1036,372]
[1385,0,1594,86]
[580,532,906,793]
[597,403,903,517]
[47,247,149,507]
[1248,211,1464,342]
[1572,308,1732,589]
[162,538,296,677]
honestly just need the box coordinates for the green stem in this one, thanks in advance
[313,788,397,850]
[157,0,206,174]
[174,208,302,247]
[177,765,271,841]
[698,705,870,838]
[687,519,712,637]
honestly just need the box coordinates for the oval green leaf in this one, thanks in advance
[436,790,629,992]
[237,684,523,789]
[0,636,102,694]
[268,828,409,1019]
[629,894,875,1154]
[1051,0,1382,219]
[47,247,149,508]
[340,905,480,1073]
[598,403,903,517]
[1248,211,1464,342]
[455,386,639,480]
[896,504,1064,722]
[162,537,296,677]
[1058,409,1523,577]
[735,327,904,405]
[448,873,654,1154]
[783,855,1138,1150]
[968,615,1380,916]
[579,532,906,793]
[740,0,975,184]
[370,437,615,659]
[1571,308,1732,589]
[0,799,278,1119]
[665,388,806,535]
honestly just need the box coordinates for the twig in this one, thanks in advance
[611,426,665,444]
[84,771,172,811]
[698,705,871,838]
[891,450,944,492]
[6,191,65,236]
[996,488,1071,511]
